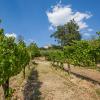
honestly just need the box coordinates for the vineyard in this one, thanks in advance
[0,27,41,99]
[0,12,100,100]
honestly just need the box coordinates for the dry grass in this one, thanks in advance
[0,60,100,100]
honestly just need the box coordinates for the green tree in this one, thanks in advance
[64,45,75,74]
[28,42,40,59]
[96,32,100,40]
[0,33,22,99]
[17,39,30,79]
[51,20,81,46]
[0,28,30,99]
[72,41,96,67]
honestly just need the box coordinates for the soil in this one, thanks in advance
[64,64,100,84]
[0,60,100,100]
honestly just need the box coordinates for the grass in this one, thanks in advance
[96,89,100,97]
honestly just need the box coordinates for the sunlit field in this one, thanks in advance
[0,0,100,99]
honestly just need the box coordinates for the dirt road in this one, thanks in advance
[64,64,100,84]
[25,61,100,100]
[0,60,100,100]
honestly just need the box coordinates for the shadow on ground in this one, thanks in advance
[23,67,42,100]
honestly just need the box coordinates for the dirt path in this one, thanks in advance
[0,60,100,100]
[64,64,100,84]
[29,61,100,100]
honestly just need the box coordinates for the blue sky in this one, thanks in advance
[0,0,100,47]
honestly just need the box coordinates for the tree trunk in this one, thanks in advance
[68,63,71,75]
[2,79,9,99]
[28,62,31,70]
[28,64,31,70]
[23,67,26,79]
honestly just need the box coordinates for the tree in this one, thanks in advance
[17,39,30,79]
[64,45,75,74]
[28,42,40,59]
[0,27,30,98]
[73,41,96,67]
[0,33,22,99]
[51,20,81,46]
[96,32,100,40]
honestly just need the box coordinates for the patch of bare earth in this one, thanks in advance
[0,60,100,100]
[36,61,100,100]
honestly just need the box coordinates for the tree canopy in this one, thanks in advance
[51,20,81,46]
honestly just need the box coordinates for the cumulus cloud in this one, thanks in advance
[46,3,92,30]
[5,33,17,38]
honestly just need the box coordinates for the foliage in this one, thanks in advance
[70,41,96,67]
[96,32,100,39]
[47,40,100,71]
[0,32,22,85]
[17,39,30,78]
[0,28,31,98]
[45,50,65,69]
[0,31,20,98]
[51,20,81,46]
[28,42,40,59]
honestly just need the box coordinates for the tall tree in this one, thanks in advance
[51,20,81,46]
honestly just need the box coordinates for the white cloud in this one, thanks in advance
[28,38,34,43]
[87,28,93,32]
[83,33,91,37]
[5,33,17,38]
[49,25,54,31]
[82,32,94,40]
[46,3,92,30]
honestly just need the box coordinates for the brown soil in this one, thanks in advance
[64,64,100,84]
[0,60,100,100]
